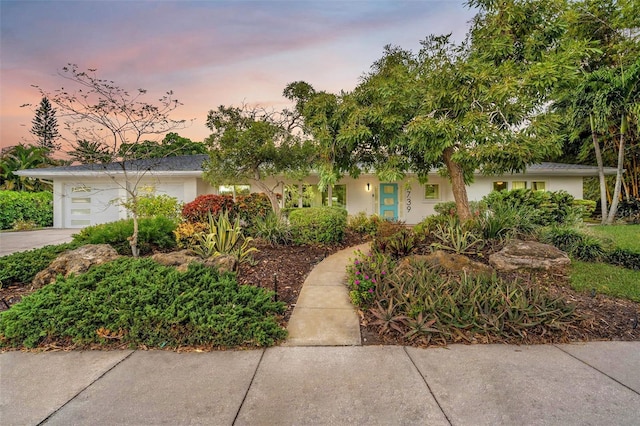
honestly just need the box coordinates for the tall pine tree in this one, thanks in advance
[30,97,60,151]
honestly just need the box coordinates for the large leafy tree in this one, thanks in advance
[335,0,590,221]
[30,97,60,151]
[283,81,362,199]
[204,105,313,216]
[556,0,640,222]
[34,64,188,256]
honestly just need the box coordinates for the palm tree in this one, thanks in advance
[0,144,58,191]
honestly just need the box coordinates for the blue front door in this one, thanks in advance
[379,183,398,220]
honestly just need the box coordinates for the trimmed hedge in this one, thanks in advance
[0,191,53,230]
[289,206,347,244]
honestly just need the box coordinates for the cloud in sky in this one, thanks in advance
[0,0,476,148]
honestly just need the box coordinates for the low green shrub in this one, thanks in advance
[73,217,177,255]
[372,227,418,259]
[538,226,606,261]
[347,212,380,235]
[251,212,293,246]
[433,201,485,218]
[0,258,286,348]
[573,199,596,220]
[360,257,578,343]
[135,194,182,220]
[0,191,53,230]
[606,248,640,270]
[483,189,578,226]
[0,242,81,288]
[431,216,484,255]
[289,207,347,244]
[476,199,540,241]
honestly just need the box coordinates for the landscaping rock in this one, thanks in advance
[396,251,494,277]
[152,250,238,273]
[152,250,200,272]
[32,244,120,288]
[203,254,238,274]
[489,240,570,272]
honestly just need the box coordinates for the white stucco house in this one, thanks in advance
[16,155,616,228]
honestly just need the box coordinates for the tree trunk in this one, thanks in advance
[591,115,608,224]
[252,179,281,218]
[443,147,472,222]
[130,212,140,258]
[606,115,627,224]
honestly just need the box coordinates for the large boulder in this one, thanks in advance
[152,251,238,274]
[396,251,494,277]
[489,240,570,272]
[32,244,120,288]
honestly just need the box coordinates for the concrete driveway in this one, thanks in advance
[0,228,77,256]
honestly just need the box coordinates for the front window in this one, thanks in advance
[532,181,546,192]
[284,184,346,208]
[424,184,440,200]
[219,185,250,197]
[511,181,527,190]
[493,181,508,192]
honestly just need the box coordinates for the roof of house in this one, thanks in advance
[15,155,618,179]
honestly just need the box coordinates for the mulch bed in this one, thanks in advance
[2,231,638,348]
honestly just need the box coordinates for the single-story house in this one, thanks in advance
[16,155,617,228]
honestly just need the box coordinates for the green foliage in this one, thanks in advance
[538,226,607,261]
[571,261,640,302]
[606,248,640,271]
[0,144,60,192]
[250,212,293,246]
[362,256,578,343]
[136,194,182,220]
[0,242,81,288]
[73,217,177,255]
[204,104,314,216]
[347,212,380,235]
[372,227,417,260]
[433,201,485,218]
[0,191,53,230]
[476,197,540,240]
[347,249,395,307]
[431,216,484,255]
[573,199,597,220]
[30,96,60,151]
[118,133,206,159]
[181,194,236,223]
[483,189,579,226]
[289,207,347,244]
[413,215,450,236]
[236,193,272,228]
[0,258,286,348]
[191,212,257,264]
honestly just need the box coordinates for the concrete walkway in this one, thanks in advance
[285,243,369,346]
[2,343,639,425]
[0,229,77,256]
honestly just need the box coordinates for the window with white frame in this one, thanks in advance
[218,184,250,197]
[532,181,546,191]
[511,181,527,190]
[424,184,440,200]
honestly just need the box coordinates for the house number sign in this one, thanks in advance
[406,188,412,212]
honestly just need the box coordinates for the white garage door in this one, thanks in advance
[63,184,121,228]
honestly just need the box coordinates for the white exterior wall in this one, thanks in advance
[468,175,584,201]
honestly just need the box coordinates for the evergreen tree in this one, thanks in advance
[30,97,60,151]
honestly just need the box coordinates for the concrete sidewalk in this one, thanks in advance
[0,229,77,256]
[2,342,639,425]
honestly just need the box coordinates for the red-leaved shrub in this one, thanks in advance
[181,194,236,223]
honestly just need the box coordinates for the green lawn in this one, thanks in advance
[570,261,640,302]
[587,224,640,252]
[568,225,640,302]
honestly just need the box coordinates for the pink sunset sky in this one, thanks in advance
[0,0,476,150]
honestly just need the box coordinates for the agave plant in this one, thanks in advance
[193,211,257,263]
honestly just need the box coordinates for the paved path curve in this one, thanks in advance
[285,243,370,346]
